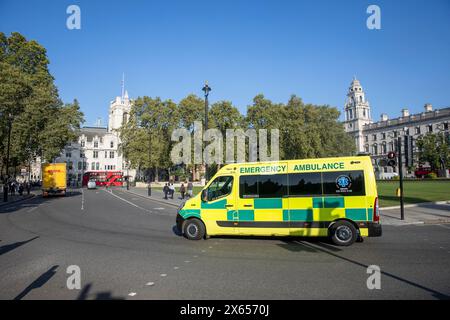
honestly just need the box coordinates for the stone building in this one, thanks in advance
[344,78,450,178]
[31,90,136,185]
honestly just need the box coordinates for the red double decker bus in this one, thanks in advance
[82,171,123,187]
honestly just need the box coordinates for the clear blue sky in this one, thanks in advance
[1,0,449,126]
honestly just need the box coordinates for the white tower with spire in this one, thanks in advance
[108,74,131,132]
[344,77,372,152]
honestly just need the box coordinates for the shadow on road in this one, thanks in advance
[14,265,59,300]
[77,283,125,300]
[283,240,450,300]
[0,191,81,214]
[0,236,39,256]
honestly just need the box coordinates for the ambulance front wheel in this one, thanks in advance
[329,220,357,246]
[183,218,206,240]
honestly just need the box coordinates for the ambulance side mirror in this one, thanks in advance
[201,189,208,202]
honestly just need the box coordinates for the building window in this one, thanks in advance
[122,112,128,125]
[110,141,114,148]
[81,140,85,147]
[66,152,71,158]
[372,134,377,141]
[83,162,87,170]
[96,162,100,170]
[382,143,387,154]
[94,141,98,148]
[78,162,82,170]
[428,124,433,133]
[105,151,108,158]
[364,136,368,142]
[415,127,421,134]
[68,161,73,170]
[93,151,98,158]
[364,145,369,153]
[349,109,353,119]
[381,132,386,140]
[393,131,398,138]
[389,142,394,152]
[110,151,114,159]
[91,162,95,170]
[444,122,449,130]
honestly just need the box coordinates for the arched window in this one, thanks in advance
[122,112,128,125]
[110,141,114,148]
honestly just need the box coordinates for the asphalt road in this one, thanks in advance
[1,187,449,300]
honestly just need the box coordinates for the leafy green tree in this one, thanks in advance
[416,133,450,175]
[0,32,84,177]
[120,96,178,181]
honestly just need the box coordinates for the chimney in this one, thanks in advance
[401,108,409,117]
[424,103,433,112]
[380,113,388,121]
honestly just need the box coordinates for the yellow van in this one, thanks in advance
[176,156,381,246]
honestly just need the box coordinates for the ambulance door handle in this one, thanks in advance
[225,204,233,207]
[243,204,253,207]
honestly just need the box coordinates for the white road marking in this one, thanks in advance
[102,189,150,213]
[438,224,450,230]
[184,260,191,263]
[27,207,38,213]
[193,255,198,258]
[128,292,137,296]
[81,188,84,211]
[160,274,167,277]
[102,190,169,216]
[173,266,179,270]
[201,250,206,253]
[146,282,155,286]
[208,246,213,249]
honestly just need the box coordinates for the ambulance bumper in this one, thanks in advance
[367,222,382,237]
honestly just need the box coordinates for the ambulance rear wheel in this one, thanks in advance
[183,218,205,240]
[330,221,357,246]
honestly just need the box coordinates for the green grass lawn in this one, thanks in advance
[377,180,450,207]
[151,181,449,208]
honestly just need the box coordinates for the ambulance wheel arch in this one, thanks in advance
[182,217,206,240]
[328,219,358,246]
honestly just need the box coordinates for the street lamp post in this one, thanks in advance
[148,128,151,196]
[202,81,211,181]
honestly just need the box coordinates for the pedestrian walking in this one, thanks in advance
[169,183,175,199]
[187,180,193,198]
[26,181,31,195]
[163,183,169,200]
[10,181,16,196]
[180,183,186,200]
[18,183,24,196]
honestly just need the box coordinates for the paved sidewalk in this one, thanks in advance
[121,187,188,207]
[381,202,450,226]
[0,190,36,208]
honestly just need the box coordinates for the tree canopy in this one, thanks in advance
[0,32,84,178]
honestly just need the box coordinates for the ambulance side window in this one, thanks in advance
[322,170,365,196]
[207,176,233,201]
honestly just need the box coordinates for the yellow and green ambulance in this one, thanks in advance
[176,156,381,246]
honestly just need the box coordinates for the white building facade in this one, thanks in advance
[344,78,450,178]
[53,91,136,186]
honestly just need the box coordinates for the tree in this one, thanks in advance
[120,96,178,181]
[416,133,450,176]
[246,94,355,161]
[0,32,84,178]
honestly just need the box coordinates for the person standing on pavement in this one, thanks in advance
[169,183,175,199]
[163,183,169,200]
[180,183,186,200]
[187,180,193,198]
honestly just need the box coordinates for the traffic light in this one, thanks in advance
[404,136,414,167]
[387,151,396,167]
